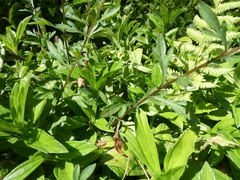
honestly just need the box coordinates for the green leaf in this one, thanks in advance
[176,76,189,87]
[212,116,235,133]
[93,118,113,132]
[55,23,82,34]
[198,2,221,34]
[56,141,97,160]
[0,28,17,53]
[159,112,186,130]
[79,163,96,180]
[99,103,123,118]
[109,61,124,72]
[136,109,161,175]
[8,2,20,27]
[156,166,185,180]
[195,103,218,114]
[151,97,198,122]
[0,120,21,133]
[54,161,74,180]
[202,28,219,39]
[169,8,187,24]
[16,16,32,42]
[100,6,120,21]
[72,0,92,5]
[73,164,81,180]
[164,126,199,174]
[131,48,143,64]
[153,34,169,84]
[212,168,232,180]
[22,128,68,153]
[198,162,215,180]
[151,63,162,86]
[227,147,240,169]
[31,18,55,27]
[31,99,47,124]
[123,109,161,178]
[10,70,31,129]
[3,152,45,180]
[46,41,65,64]
[102,145,144,177]
[208,148,225,167]
[232,105,240,128]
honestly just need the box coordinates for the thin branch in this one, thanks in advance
[138,160,150,180]
[62,0,106,91]
[122,154,130,180]
[112,46,240,155]
[111,46,240,126]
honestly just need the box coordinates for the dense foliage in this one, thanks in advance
[0,0,240,179]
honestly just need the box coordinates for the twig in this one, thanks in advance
[112,46,240,155]
[138,160,150,180]
[112,46,240,126]
[62,0,106,91]
[122,154,130,180]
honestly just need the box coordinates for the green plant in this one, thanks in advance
[0,0,240,180]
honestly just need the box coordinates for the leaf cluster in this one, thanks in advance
[0,0,240,180]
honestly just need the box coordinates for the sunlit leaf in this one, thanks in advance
[151,63,162,86]
[100,6,120,21]
[54,161,74,180]
[163,126,199,176]
[198,162,215,180]
[93,118,113,132]
[10,70,31,129]
[123,109,161,178]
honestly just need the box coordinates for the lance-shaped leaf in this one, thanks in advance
[163,126,199,178]
[10,69,31,129]
[198,1,227,49]
[56,141,97,160]
[3,152,45,180]
[22,128,68,154]
[151,96,198,122]
[153,34,168,84]
[123,109,161,178]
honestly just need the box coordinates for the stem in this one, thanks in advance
[62,0,106,91]
[111,46,240,126]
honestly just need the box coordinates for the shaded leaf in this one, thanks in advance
[100,103,123,118]
[73,164,81,180]
[3,152,45,180]
[198,2,221,34]
[79,163,96,180]
[56,141,97,160]
[22,128,68,153]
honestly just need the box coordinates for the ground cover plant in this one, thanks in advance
[0,0,240,179]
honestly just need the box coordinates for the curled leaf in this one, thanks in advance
[113,123,124,155]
